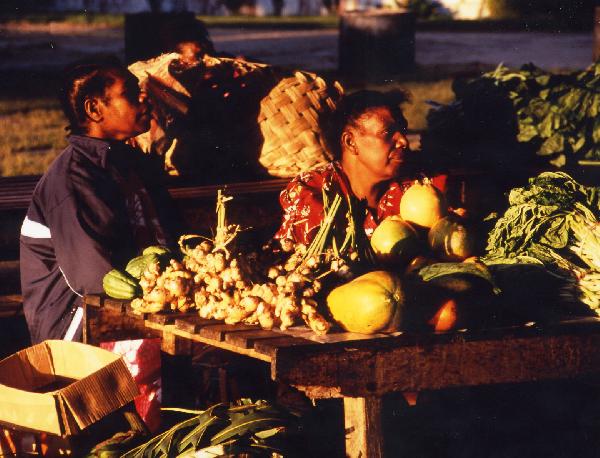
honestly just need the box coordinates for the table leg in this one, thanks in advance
[343,396,384,458]
[161,327,192,355]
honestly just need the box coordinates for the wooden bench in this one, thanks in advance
[83,294,600,458]
[0,295,22,318]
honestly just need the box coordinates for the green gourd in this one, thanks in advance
[142,245,171,256]
[125,253,161,279]
[103,269,141,299]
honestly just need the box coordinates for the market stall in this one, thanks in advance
[81,165,600,456]
[4,42,600,457]
[83,294,600,457]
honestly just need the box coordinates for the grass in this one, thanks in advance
[0,97,67,176]
[0,79,454,176]
[351,79,455,132]
[0,13,125,27]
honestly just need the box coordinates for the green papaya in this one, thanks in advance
[103,269,141,300]
[125,253,160,279]
[142,245,171,256]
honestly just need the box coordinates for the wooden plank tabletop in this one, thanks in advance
[272,317,600,398]
[83,295,600,399]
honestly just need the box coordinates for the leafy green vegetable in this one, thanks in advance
[417,262,496,287]
[422,62,600,169]
[483,172,600,312]
[120,399,300,458]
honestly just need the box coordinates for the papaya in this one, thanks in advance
[428,298,458,332]
[370,216,421,267]
[327,271,405,334]
[414,262,500,329]
[428,214,477,262]
[125,253,161,279]
[142,245,171,256]
[103,269,141,300]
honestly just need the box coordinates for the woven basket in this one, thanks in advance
[130,53,343,180]
[258,71,344,178]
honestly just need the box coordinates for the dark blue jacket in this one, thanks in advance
[20,135,180,343]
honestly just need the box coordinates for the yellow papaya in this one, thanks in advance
[326,271,405,334]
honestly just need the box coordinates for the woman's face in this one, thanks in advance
[92,71,151,141]
[346,106,410,181]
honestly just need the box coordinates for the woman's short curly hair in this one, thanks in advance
[323,89,410,160]
[58,55,127,134]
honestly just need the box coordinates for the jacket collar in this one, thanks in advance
[68,135,131,169]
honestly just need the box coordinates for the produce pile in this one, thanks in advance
[104,172,600,334]
[104,190,372,335]
[484,171,600,313]
[422,61,600,170]
[103,180,502,335]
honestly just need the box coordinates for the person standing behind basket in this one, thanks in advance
[20,58,182,344]
[275,90,447,245]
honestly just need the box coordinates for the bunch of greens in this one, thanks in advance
[483,171,600,311]
[111,399,302,458]
[422,62,600,170]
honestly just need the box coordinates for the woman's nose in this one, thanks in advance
[139,91,152,109]
[394,132,409,149]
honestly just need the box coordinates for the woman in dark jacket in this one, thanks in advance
[20,58,182,343]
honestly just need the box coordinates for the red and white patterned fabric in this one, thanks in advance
[274,161,447,245]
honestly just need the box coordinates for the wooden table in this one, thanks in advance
[83,294,600,458]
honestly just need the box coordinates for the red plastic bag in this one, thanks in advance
[100,338,162,433]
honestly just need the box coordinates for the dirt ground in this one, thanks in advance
[0,23,593,75]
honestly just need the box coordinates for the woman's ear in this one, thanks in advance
[341,130,357,154]
[83,97,103,124]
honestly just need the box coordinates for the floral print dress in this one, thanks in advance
[275,161,447,245]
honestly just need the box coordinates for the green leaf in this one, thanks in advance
[210,411,289,445]
[593,118,600,144]
[535,75,551,86]
[549,153,567,168]
[517,123,538,142]
[539,133,565,155]
[417,262,496,286]
[177,415,221,452]
[587,94,600,118]
[571,135,587,153]
[254,426,286,440]
[120,415,200,458]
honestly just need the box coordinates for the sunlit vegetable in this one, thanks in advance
[399,178,447,229]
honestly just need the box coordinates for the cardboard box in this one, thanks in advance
[0,340,139,436]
